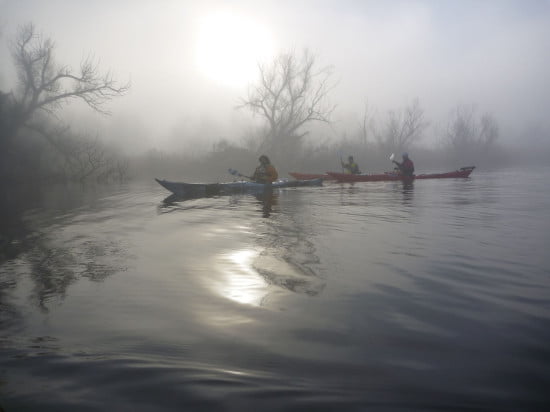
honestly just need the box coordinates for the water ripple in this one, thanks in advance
[1,170,550,411]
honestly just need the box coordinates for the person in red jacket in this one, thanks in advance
[393,153,415,176]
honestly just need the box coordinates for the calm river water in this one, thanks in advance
[1,167,549,411]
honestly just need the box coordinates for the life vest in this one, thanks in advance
[254,164,278,183]
[344,162,360,174]
[401,159,414,175]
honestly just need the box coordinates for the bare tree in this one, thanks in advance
[479,112,499,147]
[240,49,336,159]
[358,100,372,146]
[444,104,500,163]
[7,23,129,141]
[23,120,130,182]
[445,105,477,150]
[373,98,428,153]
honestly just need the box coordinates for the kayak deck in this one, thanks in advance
[326,166,475,182]
[289,172,332,180]
[155,178,323,197]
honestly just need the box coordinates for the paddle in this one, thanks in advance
[228,168,253,180]
[389,153,400,174]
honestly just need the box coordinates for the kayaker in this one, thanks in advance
[393,152,415,176]
[342,155,361,174]
[252,155,278,184]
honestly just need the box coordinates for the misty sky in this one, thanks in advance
[1,0,549,152]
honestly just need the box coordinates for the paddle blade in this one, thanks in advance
[389,153,395,161]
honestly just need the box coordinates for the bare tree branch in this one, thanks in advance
[9,23,130,130]
[374,98,428,152]
[444,105,499,161]
[239,49,336,156]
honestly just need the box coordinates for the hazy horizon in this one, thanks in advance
[1,0,549,155]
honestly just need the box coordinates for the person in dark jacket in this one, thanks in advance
[393,153,415,176]
[252,155,278,183]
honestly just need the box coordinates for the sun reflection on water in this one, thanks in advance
[216,249,268,306]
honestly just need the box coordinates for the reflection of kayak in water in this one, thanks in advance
[155,178,323,198]
[326,166,475,182]
[253,254,325,297]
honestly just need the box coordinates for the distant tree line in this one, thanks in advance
[135,53,508,179]
[232,49,505,174]
[1,24,531,185]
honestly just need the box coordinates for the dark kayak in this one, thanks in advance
[155,178,323,197]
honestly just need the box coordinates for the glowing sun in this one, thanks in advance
[194,10,274,88]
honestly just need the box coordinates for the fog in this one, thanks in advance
[1,0,550,164]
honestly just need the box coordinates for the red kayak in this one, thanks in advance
[326,166,475,183]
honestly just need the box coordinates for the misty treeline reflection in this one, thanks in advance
[0,182,128,329]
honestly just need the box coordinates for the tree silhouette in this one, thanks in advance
[372,98,428,153]
[444,105,499,162]
[4,23,130,144]
[240,49,336,159]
